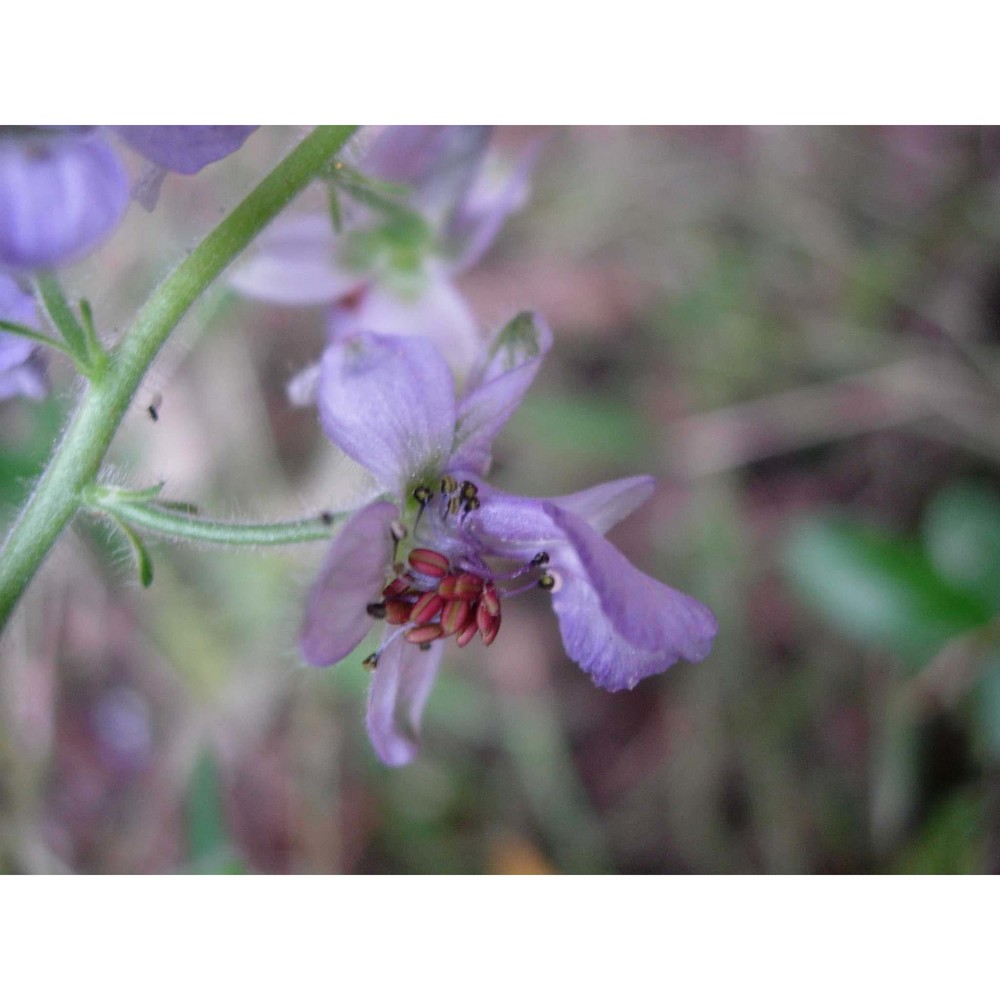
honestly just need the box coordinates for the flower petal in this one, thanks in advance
[113,126,257,175]
[547,506,717,691]
[230,213,363,306]
[318,332,457,495]
[547,476,655,535]
[300,501,398,666]
[366,635,444,766]
[450,311,553,475]
[363,126,490,224]
[0,128,128,269]
[451,140,540,270]
[0,273,46,400]
[330,266,481,378]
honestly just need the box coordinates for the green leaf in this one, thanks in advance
[923,482,1000,612]
[783,516,993,667]
[106,514,155,587]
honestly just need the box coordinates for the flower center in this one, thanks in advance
[361,477,555,668]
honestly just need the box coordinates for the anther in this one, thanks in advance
[410,592,445,625]
[440,474,458,495]
[460,481,478,501]
[440,599,471,637]
[366,602,387,619]
[412,484,433,506]
[481,614,501,646]
[383,577,411,599]
[408,548,450,578]
[384,600,413,625]
[405,623,443,645]
[455,621,478,648]
[390,521,408,542]
[463,497,481,514]
[538,574,556,591]
[530,552,549,566]
[419,642,432,651]
[448,495,462,517]
[481,582,501,616]
[362,653,379,671]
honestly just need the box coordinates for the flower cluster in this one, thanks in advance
[232,126,535,398]
[301,314,717,766]
[0,126,256,400]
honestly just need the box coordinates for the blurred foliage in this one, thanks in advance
[3,126,1000,873]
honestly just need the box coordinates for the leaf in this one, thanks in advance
[106,514,155,588]
[923,481,1000,612]
[782,516,992,667]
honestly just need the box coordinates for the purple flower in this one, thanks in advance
[300,314,717,765]
[231,127,536,389]
[0,126,257,269]
[0,273,46,400]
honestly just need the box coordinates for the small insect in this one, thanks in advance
[147,393,163,422]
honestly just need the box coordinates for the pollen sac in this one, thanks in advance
[405,623,444,645]
[383,577,412,599]
[460,481,478,501]
[362,653,379,671]
[530,552,549,567]
[366,602,387,619]
[438,572,483,601]
[408,547,450,578]
[481,581,501,616]
[384,599,413,625]
[538,573,557,591]
[439,599,471,637]
[412,484,433,506]
[480,613,501,647]
[475,600,494,635]
[455,620,478,648]
[410,591,445,625]
[440,474,458,495]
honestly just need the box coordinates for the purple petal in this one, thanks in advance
[318,332,457,495]
[547,507,717,691]
[0,128,128,269]
[0,274,46,400]
[113,126,257,175]
[547,476,655,535]
[330,267,481,376]
[363,126,490,222]
[300,501,398,666]
[450,311,553,475]
[231,213,363,306]
[366,635,444,766]
[451,140,540,270]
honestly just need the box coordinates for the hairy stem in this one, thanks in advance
[0,126,357,634]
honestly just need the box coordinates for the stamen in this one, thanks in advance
[362,653,379,671]
[448,495,462,517]
[410,592,445,625]
[538,571,562,593]
[440,474,458,495]
[480,582,501,616]
[460,481,478,501]
[480,613,501,646]
[366,602,387,619]
[462,497,481,515]
[412,484,433,506]
[408,548,449,578]
[383,577,412,599]
[531,552,549,566]
[390,521,408,541]
[405,623,444,644]
[384,599,413,625]
[440,599,471,637]
[455,621,478,648]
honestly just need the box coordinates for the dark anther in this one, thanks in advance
[448,495,462,516]
[320,511,334,525]
[366,602,387,619]
[419,642,432,651]
[460,481,478,501]
[413,484,433,506]
[530,552,550,566]
[440,474,458,494]
[390,521,407,542]
[362,653,379,671]
[538,574,556,591]
[463,497,481,514]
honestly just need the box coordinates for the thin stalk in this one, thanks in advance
[0,126,358,634]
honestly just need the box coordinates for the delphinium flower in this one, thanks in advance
[300,314,717,765]
[0,274,46,400]
[0,126,257,269]
[231,126,535,398]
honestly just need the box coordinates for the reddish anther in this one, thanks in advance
[410,592,445,625]
[405,623,444,644]
[439,599,471,637]
[384,599,414,625]
[438,572,483,600]
[475,600,493,635]
[455,620,478,648]
[383,577,412,599]
[408,548,450,578]
[480,613,501,647]
[480,581,500,616]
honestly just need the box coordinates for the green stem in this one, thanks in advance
[34,273,94,373]
[0,126,358,634]
[0,320,75,358]
[89,495,345,546]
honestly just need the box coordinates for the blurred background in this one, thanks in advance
[2,125,999,874]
